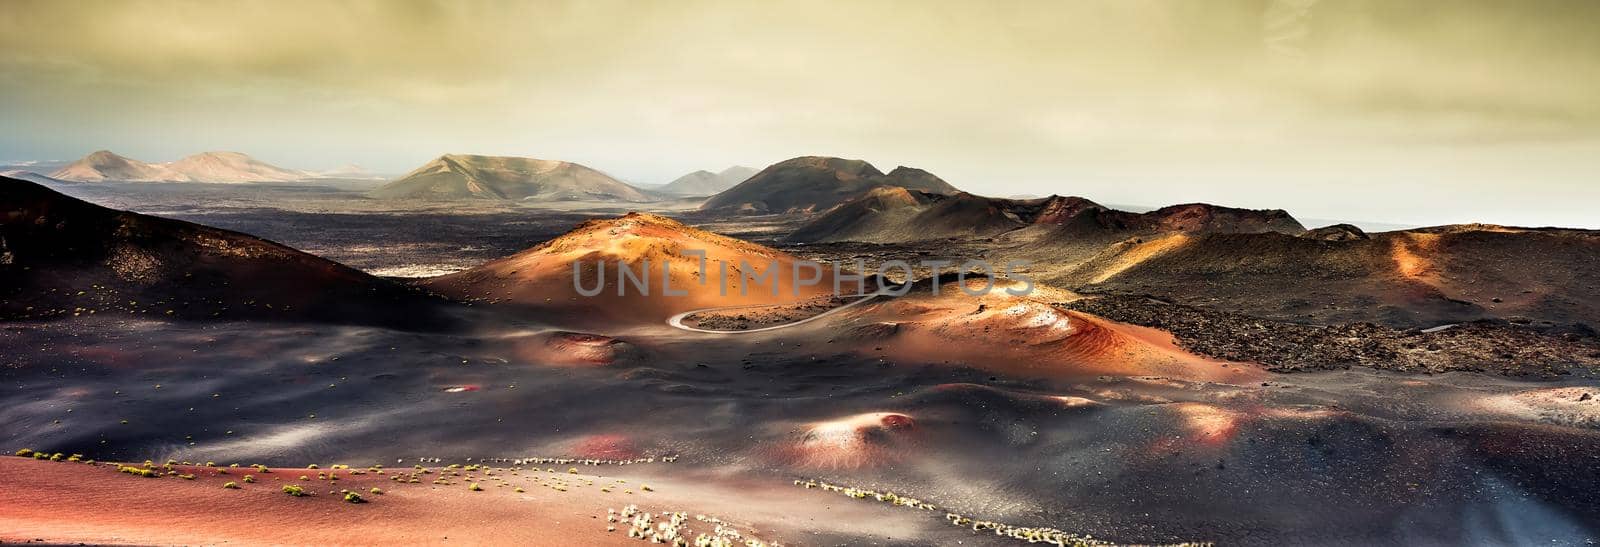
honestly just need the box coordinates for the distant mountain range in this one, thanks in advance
[7,165,1599,332]
[372,154,653,202]
[50,150,311,183]
[374,154,961,208]
[699,156,960,214]
[658,166,758,196]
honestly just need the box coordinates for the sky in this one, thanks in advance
[2,0,1598,228]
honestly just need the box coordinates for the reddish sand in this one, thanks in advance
[0,457,947,546]
[841,280,1263,383]
[0,459,625,546]
[423,213,840,324]
[571,434,641,460]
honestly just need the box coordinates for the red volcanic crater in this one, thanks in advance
[838,279,1262,383]
[422,212,839,324]
[771,412,920,470]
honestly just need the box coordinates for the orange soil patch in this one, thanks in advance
[1170,402,1243,446]
[423,213,838,324]
[1086,233,1191,284]
[1391,233,1441,283]
[843,280,1262,383]
[0,457,943,545]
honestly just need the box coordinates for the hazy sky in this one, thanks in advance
[3,0,1598,227]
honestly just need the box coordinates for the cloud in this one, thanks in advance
[0,0,1596,226]
[1263,0,1320,61]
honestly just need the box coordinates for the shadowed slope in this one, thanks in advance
[0,177,450,327]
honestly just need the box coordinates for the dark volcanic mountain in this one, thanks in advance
[372,154,652,202]
[784,188,1596,329]
[659,165,757,196]
[1303,223,1370,241]
[699,156,959,214]
[0,176,447,327]
[786,188,1042,243]
[788,190,1306,244]
[1025,199,1306,236]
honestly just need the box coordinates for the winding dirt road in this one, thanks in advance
[665,287,898,334]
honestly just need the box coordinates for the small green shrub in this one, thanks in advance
[14,448,33,457]
[369,487,383,495]
[223,481,240,489]
[242,474,256,483]
[282,484,307,497]
[343,492,366,504]
[469,483,483,491]
[118,465,158,478]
